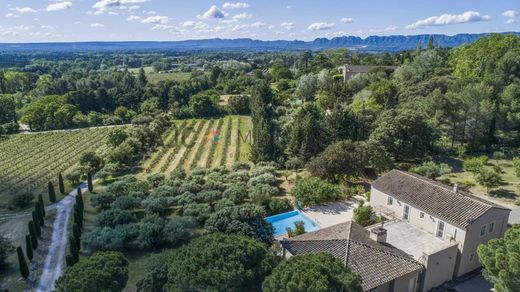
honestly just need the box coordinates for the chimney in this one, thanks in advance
[453,184,459,193]
[370,227,387,243]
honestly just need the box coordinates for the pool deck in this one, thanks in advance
[301,199,358,228]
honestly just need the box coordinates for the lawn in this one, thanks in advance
[437,156,520,207]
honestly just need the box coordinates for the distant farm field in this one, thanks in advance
[141,116,252,175]
[0,127,116,204]
[129,66,191,84]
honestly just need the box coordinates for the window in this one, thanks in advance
[419,212,425,219]
[403,205,410,221]
[436,221,445,238]
[488,222,495,233]
[408,277,417,292]
[480,225,487,236]
[469,253,475,262]
[387,196,393,205]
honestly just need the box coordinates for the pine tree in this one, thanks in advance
[58,173,65,194]
[69,236,79,263]
[427,35,434,50]
[34,203,44,226]
[38,194,45,217]
[87,173,93,192]
[31,211,41,234]
[48,181,56,203]
[25,235,33,260]
[65,254,74,267]
[72,223,81,250]
[16,246,29,279]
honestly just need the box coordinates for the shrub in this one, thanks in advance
[354,203,374,227]
[410,161,452,180]
[9,192,34,209]
[183,203,212,223]
[513,157,520,177]
[136,250,176,292]
[95,209,137,228]
[110,196,141,210]
[91,192,116,210]
[267,198,292,215]
[147,173,166,188]
[248,173,277,187]
[83,224,139,252]
[142,197,169,216]
[286,221,306,237]
[227,95,250,114]
[292,177,343,207]
[463,156,488,173]
[284,156,305,171]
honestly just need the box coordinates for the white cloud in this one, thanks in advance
[340,17,353,23]
[141,15,170,24]
[308,22,335,31]
[222,2,250,9]
[93,0,148,11]
[250,21,265,28]
[91,23,105,28]
[182,21,196,28]
[152,24,174,31]
[197,5,225,19]
[233,13,252,20]
[46,1,72,12]
[406,11,490,29]
[280,21,295,30]
[126,15,141,21]
[286,5,293,9]
[41,25,54,30]
[384,25,398,31]
[5,13,19,18]
[502,10,519,18]
[506,18,518,24]
[12,7,37,13]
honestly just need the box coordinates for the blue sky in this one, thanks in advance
[0,0,518,42]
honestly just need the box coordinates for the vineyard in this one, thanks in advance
[141,115,252,174]
[0,128,116,203]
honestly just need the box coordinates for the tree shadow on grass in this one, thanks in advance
[436,156,464,172]
[490,189,517,200]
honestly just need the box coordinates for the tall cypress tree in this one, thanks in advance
[65,254,74,267]
[58,173,65,195]
[31,211,41,232]
[48,181,56,203]
[16,246,29,279]
[38,194,45,217]
[34,203,44,226]
[25,235,33,260]
[69,236,79,263]
[29,219,40,239]
[76,190,84,212]
[87,173,93,192]
[72,223,81,250]
[250,82,276,163]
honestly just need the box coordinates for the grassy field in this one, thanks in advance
[128,66,191,84]
[140,116,252,176]
[437,156,520,207]
[0,127,117,205]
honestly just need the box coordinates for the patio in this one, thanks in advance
[301,199,359,228]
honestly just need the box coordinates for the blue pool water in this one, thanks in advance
[265,210,320,236]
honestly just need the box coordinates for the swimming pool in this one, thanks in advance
[265,210,320,236]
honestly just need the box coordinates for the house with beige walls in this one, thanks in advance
[370,170,510,289]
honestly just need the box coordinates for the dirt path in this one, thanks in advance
[36,181,90,292]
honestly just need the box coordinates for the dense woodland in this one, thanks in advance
[2,34,520,291]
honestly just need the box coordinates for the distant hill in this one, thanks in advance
[0,32,518,52]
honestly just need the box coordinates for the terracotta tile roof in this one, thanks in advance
[281,221,423,291]
[372,170,510,228]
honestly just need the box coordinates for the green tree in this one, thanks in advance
[16,246,29,279]
[70,236,79,263]
[475,168,502,194]
[32,211,42,232]
[262,253,363,292]
[38,194,45,217]
[25,235,33,260]
[66,254,74,267]
[410,161,452,180]
[512,157,520,177]
[292,177,342,207]
[286,221,306,238]
[368,109,434,160]
[35,202,44,226]
[58,173,65,194]
[250,82,276,162]
[353,202,374,227]
[307,140,367,182]
[478,225,520,292]
[166,233,276,291]
[48,181,57,203]
[205,204,274,244]
[464,156,488,173]
[55,251,129,292]
[285,103,327,160]
[80,152,103,176]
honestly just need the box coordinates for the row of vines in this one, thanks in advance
[141,116,251,175]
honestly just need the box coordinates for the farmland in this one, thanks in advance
[0,127,116,205]
[140,115,252,175]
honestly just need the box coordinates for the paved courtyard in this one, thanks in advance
[301,199,358,228]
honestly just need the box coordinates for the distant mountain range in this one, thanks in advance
[1,32,519,52]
